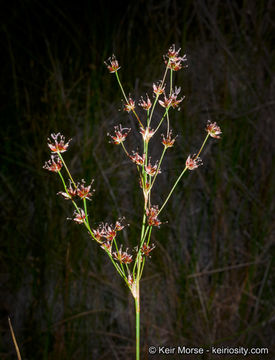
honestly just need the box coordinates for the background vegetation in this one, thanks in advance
[1,0,274,359]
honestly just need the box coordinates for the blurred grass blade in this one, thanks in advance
[8,317,22,360]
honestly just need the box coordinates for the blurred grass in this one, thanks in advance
[1,0,274,359]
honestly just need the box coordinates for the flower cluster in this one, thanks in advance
[164,44,187,71]
[76,179,95,200]
[140,243,155,257]
[140,126,155,143]
[124,97,135,112]
[138,95,152,110]
[47,133,71,153]
[113,246,133,264]
[58,180,77,199]
[146,205,162,227]
[71,209,86,224]
[206,121,222,139]
[92,219,127,252]
[129,151,145,166]
[43,155,63,172]
[162,131,177,148]
[104,55,120,73]
[158,86,185,109]
[145,160,161,176]
[153,82,165,95]
[108,124,131,144]
[185,155,203,170]
[58,179,94,200]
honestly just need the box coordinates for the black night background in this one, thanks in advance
[1,1,274,359]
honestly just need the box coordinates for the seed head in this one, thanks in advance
[140,126,155,143]
[158,94,172,108]
[145,160,161,177]
[124,97,135,112]
[164,45,187,71]
[140,243,156,257]
[101,241,112,253]
[115,217,127,231]
[58,180,77,200]
[206,121,222,139]
[146,205,162,227]
[165,44,182,60]
[47,133,71,153]
[185,155,203,170]
[138,95,152,110]
[170,86,185,109]
[71,209,86,224]
[153,81,165,95]
[43,155,62,172]
[129,151,145,166]
[104,54,120,73]
[113,246,133,264]
[108,124,131,144]
[76,179,95,200]
[161,130,177,148]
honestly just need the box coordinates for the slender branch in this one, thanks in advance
[57,152,77,188]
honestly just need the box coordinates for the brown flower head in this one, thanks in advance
[161,130,177,148]
[58,180,77,200]
[47,133,72,153]
[77,179,95,200]
[170,86,185,109]
[108,124,131,145]
[113,246,133,264]
[145,160,161,177]
[115,217,127,231]
[158,94,172,109]
[43,155,62,172]
[185,155,203,170]
[206,121,222,139]
[139,95,152,110]
[92,227,105,242]
[165,44,182,60]
[146,205,162,227]
[153,81,165,96]
[140,126,155,143]
[124,97,135,112]
[129,151,146,166]
[71,209,86,224]
[140,243,156,257]
[101,241,112,253]
[104,54,120,73]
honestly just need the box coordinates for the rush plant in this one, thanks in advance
[44,45,221,359]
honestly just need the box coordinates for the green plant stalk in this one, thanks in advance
[154,108,169,134]
[159,166,188,214]
[115,71,128,103]
[159,133,210,215]
[57,152,77,188]
[115,71,144,128]
[135,285,140,360]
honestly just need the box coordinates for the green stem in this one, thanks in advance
[149,148,166,191]
[170,69,173,97]
[159,167,187,215]
[159,133,211,214]
[135,288,140,360]
[57,152,76,189]
[196,133,210,159]
[115,71,128,103]
[154,108,169,134]
[115,71,144,128]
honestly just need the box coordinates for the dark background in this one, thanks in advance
[1,0,274,359]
